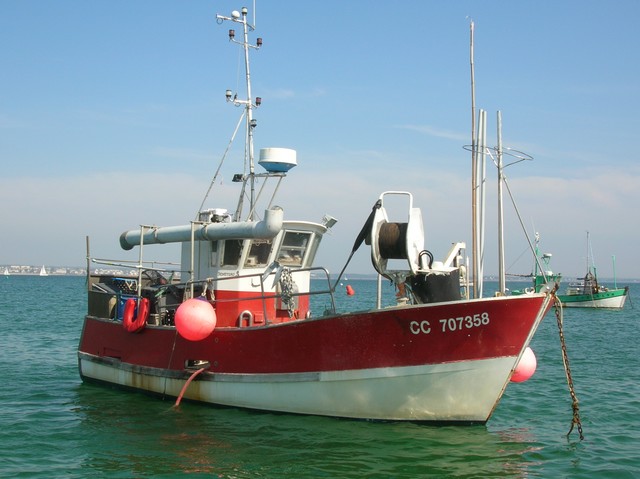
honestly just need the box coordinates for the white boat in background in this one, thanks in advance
[559,232,628,309]
[3,267,9,277]
[39,265,48,276]
[77,6,556,424]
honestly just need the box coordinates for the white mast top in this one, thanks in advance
[216,7,262,220]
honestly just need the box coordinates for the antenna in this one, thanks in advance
[216,6,263,220]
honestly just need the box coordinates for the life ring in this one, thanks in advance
[123,297,149,333]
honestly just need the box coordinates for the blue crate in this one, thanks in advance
[116,294,138,320]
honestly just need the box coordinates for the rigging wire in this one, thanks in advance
[196,111,246,218]
[487,153,553,285]
[506,244,532,275]
[498,165,584,439]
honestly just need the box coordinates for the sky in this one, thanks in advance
[1,0,639,280]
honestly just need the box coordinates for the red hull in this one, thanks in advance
[79,294,548,375]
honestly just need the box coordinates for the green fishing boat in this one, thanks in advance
[557,232,628,309]
[510,233,562,295]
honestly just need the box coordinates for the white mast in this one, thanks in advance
[469,20,478,298]
[474,110,487,298]
[496,111,506,295]
[216,7,263,221]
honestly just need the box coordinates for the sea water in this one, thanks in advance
[0,275,638,478]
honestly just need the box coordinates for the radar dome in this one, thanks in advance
[258,148,297,173]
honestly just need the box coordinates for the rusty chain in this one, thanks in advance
[552,293,585,440]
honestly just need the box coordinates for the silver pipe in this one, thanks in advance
[120,207,283,250]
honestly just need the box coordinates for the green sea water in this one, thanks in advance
[1,275,638,478]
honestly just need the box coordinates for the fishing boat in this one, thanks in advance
[558,232,628,309]
[77,7,555,423]
[510,232,562,295]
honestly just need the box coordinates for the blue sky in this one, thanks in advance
[1,1,639,280]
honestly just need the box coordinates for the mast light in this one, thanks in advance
[228,29,235,40]
[255,97,262,106]
[225,90,233,101]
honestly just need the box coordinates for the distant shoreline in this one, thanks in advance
[3,268,638,283]
[3,272,86,277]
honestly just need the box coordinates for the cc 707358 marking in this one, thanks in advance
[409,312,490,335]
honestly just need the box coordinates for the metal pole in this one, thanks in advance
[240,9,256,220]
[497,111,506,295]
[85,236,91,291]
[190,222,196,298]
[477,110,487,298]
[470,20,477,299]
[137,226,144,298]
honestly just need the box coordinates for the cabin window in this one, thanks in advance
[222,239,243,267]
[210,241,219,267]
[245,239,272,268]
[277,231,310,267]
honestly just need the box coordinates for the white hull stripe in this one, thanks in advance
[79,353,519,422]
[562,295,627,309]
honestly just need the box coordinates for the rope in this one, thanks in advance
[278,267,296,317]
[553,293,584,440]
[378,222,408,259]
[163,329,180,399]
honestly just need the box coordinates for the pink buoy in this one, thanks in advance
[346,285,355,296]
[511,346,537,383]
[175,298,217,341]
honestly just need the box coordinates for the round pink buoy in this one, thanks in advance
[511,346,537,383]
[175,298,217,341]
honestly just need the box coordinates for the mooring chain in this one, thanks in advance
[553,293,585,440]
[279,267,296,317]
